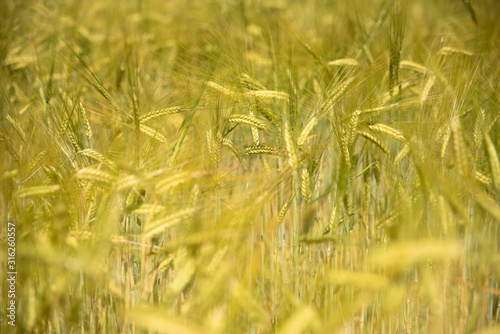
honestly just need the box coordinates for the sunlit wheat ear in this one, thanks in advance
[300,167,312,203]
[312,79,323,97]
[245,90,289,100]
[340,133,351,168]
[340,110,360,167]
[484,132,500,190]
[451,120,468,176]
[420,75,436,103]
[131,203,166,215]
[277,198,292,225]
[400,60,427,74]
[29,150,48,171]
[2,170,18,180]
[16,184,61,198]
[441,126,451,161]
[206,81,240,98]
[327,58,359,67]
[67,130,82,152]
[474,108,485,151]
[321,77,354,112]
[439,46,474,57]
[229,114,267,130]
[394,143,410,166]
[222,137,240,160]
[42,165,61,184]
[139,124,167,142]
[76,167,114,184]
[474,190,500,222]
[368,123,405,141]
[139,106,184,123]
[249,109,260,144]
[142,206,198,239]
[348,110,360,146]
[155,170,200,193]
[486,113,500,135]
[5,114,26,142]
[475,171,491,186]
[239,73,267,91]
[244,144,281,156]
[297,116,318,147]
[79,102,92,139]
[124,190,136,209]
[115,174,141,191]
[206,129,221,167]
[323,203,337,235]
[255,105,279,128]
[357,130,389,155]
[283,120,298,168]
[78,149,116,170]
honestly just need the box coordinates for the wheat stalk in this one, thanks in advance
[420,75,436,103]
[357,130,390,155]
[78,149,116,169]
[206,129,221,167]
[249,109,260,144]
[132,204,167,215]
[277,198,292,226]
[400,60,427,73]
[245,90,289,100]
[139,124,167,143]
[245,144,281,156]
[348,110,360,146]
[115,174,140,191]
[240,73,267,91]
[474,109,485,150]
[206,81,240,97]
[5,114,26,142]
[79,102,92,138]
[139,106,183,123]
[441,126,451,161]
[156,170,195,193]
[16,184,61,198]
[222,137,240,160]
[67,130,82,152]
[300,167,312,202]
[440,46,474,57]
[327,58,359,67]
[283,121,298,168]
[142,207,198,239]
[29,151,48,171]
[321,77,354,112]
[76,167,114,184]
[368,123,405,141]
[484,132,500,190]
[475,171,491,186]
[451,120,468,176]
[229,114,267,130]
[297,116,318,147]
[394,143,410,165]
[474,190,500,221]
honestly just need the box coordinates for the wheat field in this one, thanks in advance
[1,0,500,333]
